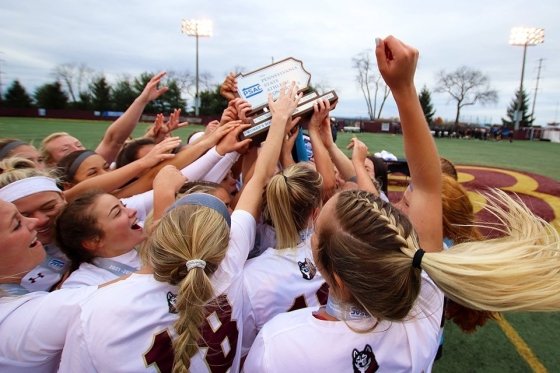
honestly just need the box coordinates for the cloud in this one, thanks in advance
[0,0,557,124]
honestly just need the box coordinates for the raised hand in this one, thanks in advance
[234,99,253,124]
[268,82,302,126]
[138,71,169,104]
[220,72,239,101]
[375,36,418,93]
[138,136,181,168]
[347,137,369,166]
[216,123,252,155]
[308,98,331,133]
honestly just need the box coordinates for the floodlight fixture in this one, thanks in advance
[509,27,544,130]
[181,19,213,116]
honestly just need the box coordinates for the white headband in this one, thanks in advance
[0,176,61,202]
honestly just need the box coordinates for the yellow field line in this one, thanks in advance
[496,317,548,373]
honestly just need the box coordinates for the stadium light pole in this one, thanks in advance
[509,27,544,130]
[181,19,213,116]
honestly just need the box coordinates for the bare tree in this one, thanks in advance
[376,81,391,119]
[435,66,498,127]
[53,63,94,103]
[352,51,390,120]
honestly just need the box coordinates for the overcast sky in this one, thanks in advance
[1,0,558,125]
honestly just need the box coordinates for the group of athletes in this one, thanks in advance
[1,36,559,373]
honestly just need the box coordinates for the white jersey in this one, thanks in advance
[242,241,328,355]
[20,254,68,293]
[61,249,141,289]
[121,190,154,225]
[0,286,97,372]
[59,210,256,373]
[244,272,444,373]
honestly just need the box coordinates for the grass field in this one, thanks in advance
[1,116,560,372]
[1,117,559,180]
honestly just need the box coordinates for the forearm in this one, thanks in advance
[204,151,240,183]
[327,143,355,180]
[354,162,379,196]
[64,160,151,202]
[394,87,441,192]
[95,97,148,163]
[116,141,211,197]
[309,129,337,200]
[180,146,223,181]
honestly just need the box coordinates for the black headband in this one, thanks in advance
[67,150,97,181]
[0,140,28,160]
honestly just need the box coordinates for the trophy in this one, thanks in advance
[235,58,338,143]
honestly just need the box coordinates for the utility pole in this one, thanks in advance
[530,58,544,121]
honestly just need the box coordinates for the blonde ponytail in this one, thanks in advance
[407,189,560,312]
[146,204,230,372]
[265,164,322,249]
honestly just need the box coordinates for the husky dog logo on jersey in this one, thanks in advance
[297,258,317,280]
[167,292,177,314]
[352,344,378,373]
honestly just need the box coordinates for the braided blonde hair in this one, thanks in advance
[316,189,560,322]
[145,204,230,372]
[316,190,421,321]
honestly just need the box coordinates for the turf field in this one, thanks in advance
[1,116,559,372]
[1,117,558,180]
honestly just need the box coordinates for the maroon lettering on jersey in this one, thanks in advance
[144,330,174,373]
[288,282,330,312]
[198,294,239,373]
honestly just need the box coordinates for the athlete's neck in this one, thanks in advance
[136,265,154,274]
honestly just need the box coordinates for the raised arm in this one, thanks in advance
[95,72,169,163]
[348,137,379,196]
[64,137,181,202]
[235,83,302,219]
[315,113,356,182]
[375,36,442,252]
[115,122,238,197]
[307,98,337,201]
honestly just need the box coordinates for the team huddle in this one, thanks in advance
[1,36,559,373]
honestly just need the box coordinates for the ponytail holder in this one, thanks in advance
[186,259,206,271]
[412,249,425,269]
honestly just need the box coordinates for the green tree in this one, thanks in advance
[501,88,533,128]
[90,76,113,111]
[164,80,186,112]
[112,78,136,112]
[199,86,228,116]
[418,85,436,125]
[74,91,92,110]
[4,80,33,108]
[34,82,68,109]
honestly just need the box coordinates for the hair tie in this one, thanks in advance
[412,248,425,269]
[186,259,206,271]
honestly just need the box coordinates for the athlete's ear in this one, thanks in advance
[82,237,102,253]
